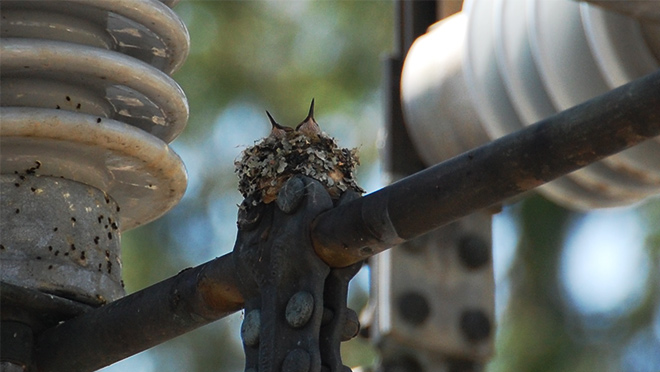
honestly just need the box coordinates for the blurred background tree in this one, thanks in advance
[101,1,660,371]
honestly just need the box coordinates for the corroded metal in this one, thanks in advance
[0,282,92,334]
[233,176,360,372]
[34,253,243,372]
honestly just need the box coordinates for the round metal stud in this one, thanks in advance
[340,309,360,341]
[276,176,306,214]
[285,291,314,328]
[281,348,310,372]
[241,310,261,347]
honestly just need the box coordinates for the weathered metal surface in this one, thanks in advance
[234,177,333,372]
[0,282,93,334]
[312,69,660,268]
[34,252,242,372]
[1,321,34,371]
[0,174,123,304]
[0,362,28,372]
[233,176,360,372]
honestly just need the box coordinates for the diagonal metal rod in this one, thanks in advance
[312,69,660,267]
[35,70,660,372]
[35,254,244,372]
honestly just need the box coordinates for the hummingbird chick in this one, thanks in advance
[235,100,364,208]
[295,99,322,139]
[267,110,293,140]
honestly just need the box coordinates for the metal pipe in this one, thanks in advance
[34,70,660,371]
[312,69,660,268]
[34,254,243,372]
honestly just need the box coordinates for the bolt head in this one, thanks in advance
[285,291,314,328]
[282,348,310,372]
[276,176,306,214]
[340,309,360,341]
[241,310,261,347]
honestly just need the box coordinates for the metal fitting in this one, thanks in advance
[282,348,311,372]
[241,310,261,347]
[277,176,306,214]
[286,291,315,328]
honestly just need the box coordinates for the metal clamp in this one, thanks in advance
[233,176,361,372]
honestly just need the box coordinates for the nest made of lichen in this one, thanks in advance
[235,129,363,209]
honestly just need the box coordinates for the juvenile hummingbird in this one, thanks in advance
[266,110,292,140]
[295,99,321,139]
[267,99,321,140]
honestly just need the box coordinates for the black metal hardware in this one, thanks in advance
[233,176,361,372]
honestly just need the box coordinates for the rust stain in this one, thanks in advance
[198,276,244,314]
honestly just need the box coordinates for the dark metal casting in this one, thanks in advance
[1,321,34,371]
[233,176,360,372]
[0,282,92,333]
[34,254,243,372]
[33,70,660,372]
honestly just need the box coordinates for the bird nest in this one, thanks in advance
[235,101,364,210]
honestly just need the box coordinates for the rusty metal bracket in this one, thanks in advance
[233,176,361,372]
